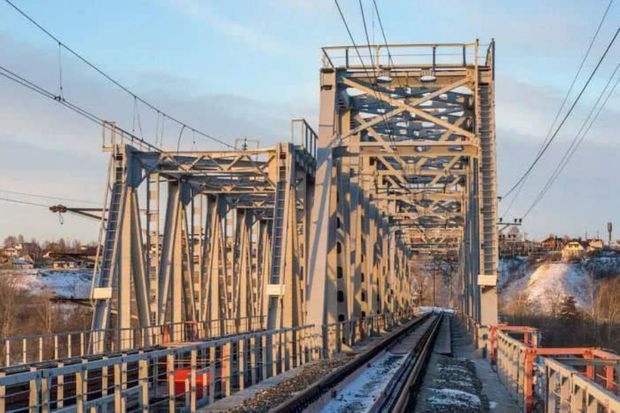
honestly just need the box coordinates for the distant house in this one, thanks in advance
[52,259,78,270]
[586,239,604,252]
[562,241,586,261]
[12,257,34,269]
[2,246,18,257]
[541,236,565,251]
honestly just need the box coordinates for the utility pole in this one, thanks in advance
[608,222,613,247]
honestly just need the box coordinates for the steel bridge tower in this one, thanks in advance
[89,123,317,350]
[308,41,498,330]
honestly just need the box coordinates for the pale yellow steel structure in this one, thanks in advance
[309,41,498,329]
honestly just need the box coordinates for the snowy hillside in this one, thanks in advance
[502,263,592,312]
[500,257,620,314]
[1,269,92,299]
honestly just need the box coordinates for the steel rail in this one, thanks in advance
[272,312,438,413]
[376,313,444,412]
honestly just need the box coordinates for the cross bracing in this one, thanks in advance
[89,42,498,350]
[308,41,498,328]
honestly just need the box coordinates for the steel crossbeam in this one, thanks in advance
[308,41,498,329]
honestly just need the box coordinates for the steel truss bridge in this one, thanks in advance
[1,42,618,413]
[88,42,498,341]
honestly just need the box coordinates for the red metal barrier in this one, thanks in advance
[490,324,619,412]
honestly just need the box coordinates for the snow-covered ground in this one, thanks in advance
[502,262,593,312]
[498,256,529,289]
[500,257,620,313]
[0,269,92,299]
[320,352,405,412]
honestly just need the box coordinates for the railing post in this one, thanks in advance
[166,354,175,412]
[40,376,50,413]
[75,368,84,413]
[136,358,148,412]
[101,356,109,398]
[261,334,268,381]
[250,335,257,385]
[239,338,245,391]
[0,372,5,413]
[190,349,197,412]
[223,341,232,397]
[209,346,216,404]
[56,362,64,409]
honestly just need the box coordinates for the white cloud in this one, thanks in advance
[163,0,290,55]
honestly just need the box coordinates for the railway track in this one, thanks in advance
[272,311,444,413]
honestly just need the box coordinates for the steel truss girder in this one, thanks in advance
[90,140,315,346]
[309,41,498,328]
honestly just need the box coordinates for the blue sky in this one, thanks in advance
[0,0,618,242]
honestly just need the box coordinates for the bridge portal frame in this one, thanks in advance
[308,41,498,329]
[89,124,316,350]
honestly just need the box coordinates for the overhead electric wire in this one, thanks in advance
[3,0,233,149]
[358,0,395,144]
[0,189,100,205]
[334,0,396,153]
[521,65,619,219]
[0,196,49,209]
[0,63,160,152]
[501,0,615,218]
[501,27,620,200]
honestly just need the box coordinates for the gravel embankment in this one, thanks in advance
[228,355,354,412]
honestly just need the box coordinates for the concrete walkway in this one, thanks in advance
[452,319,519,412]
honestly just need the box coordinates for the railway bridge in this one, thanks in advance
[1,42,618,412]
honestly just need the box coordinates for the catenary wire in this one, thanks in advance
[0,64,161,152]
[0,196,49,208]
[501,27,619,199]
[521,65,619,218]
[501,0,615,217]
[3,0,233,149]
[0,189,100,205]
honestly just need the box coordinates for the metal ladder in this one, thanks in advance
[270,160,287,284]
[478,78,498,276]
[91,151,126,333]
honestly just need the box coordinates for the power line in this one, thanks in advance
[3,0,233,149]
[372,0,396,68]
[521,65,619,219]
[334,0,395,148]
[0,189,100,205]
[501,0,615,217]
[358,0,394,144]
[0,63,160,152]
[501,27,620,199]
[0,196,49,209]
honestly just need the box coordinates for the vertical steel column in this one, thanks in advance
[308,68,338,328]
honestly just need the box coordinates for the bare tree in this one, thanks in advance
[0,274,21,338]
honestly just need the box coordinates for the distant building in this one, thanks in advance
[586,238,604,252]
[562,240,586,261]
[12,257,34,269]
[541,236,565,251]
[2,246,18,257]
[52,259,78,269]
